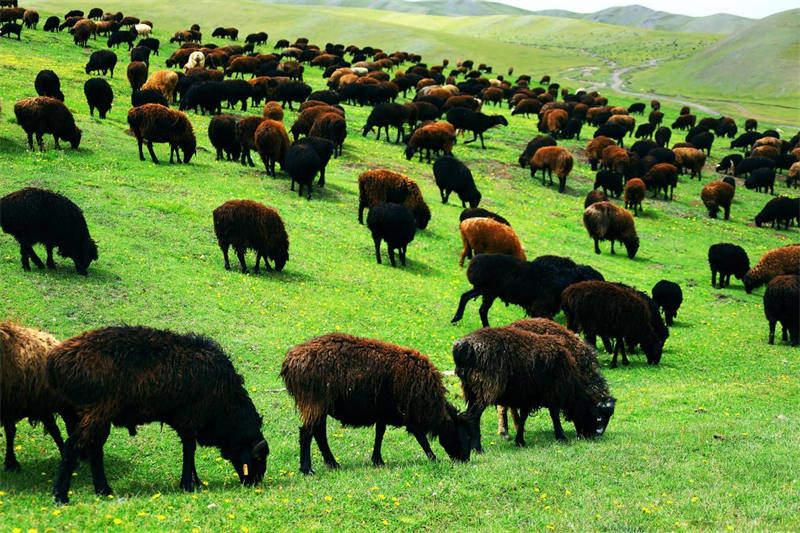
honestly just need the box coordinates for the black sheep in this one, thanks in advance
[307,90,340,106]
[687,130,714,155]
[593,170,623,198]
[366,202,417,267]
[716,153,743,174]
[208,114,241,161]
[278,81,312,111]
[47,326,269,503]
[83,78,113,119]
[518,135,556,168]
[362,102,413,143]
[180,81,225,115]
[730,131,761,152]
[14,96,82,151]
[285,143,322,200]
[34,70,64,101]
[651,280,682,326]
[107,28,136,49]
[630,140,657,158]
[43,15,59,32]
[755,197,800,230]
[735,157,775,178]
[745,167,776,194]
[708,243,750,288]
[635,123,654,140]
[129,45,150,64]
[294,136,334,187]
[0,188,97,276]
[445,108,508,149]
[459,207,510,226]
[222,79,253,111]
[85,49,118,78]
[432,154,481,208]
[131,89,167,107]
[0,21,21,39]
[561,118,582,140]
[654,126,671,147]
[137,37,160,55]
[594,123,626,147]
[627,102,645,114]
[763,275,799,346]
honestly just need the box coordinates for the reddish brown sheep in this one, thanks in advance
[583,201,639,258]
[584,189,608,208]
[254,119,290,177]
[127,104,196,164]
[262,101,284,121]
[530,146,573,193]
[289,105,343,140]
[458,217,525,267]
[405,121,456,163]
[624,178,646,215]
[235,116,266,166]
[601,145,629,175]
[701,181,735,219]
[643,162,678,200]
[308,112,347,157]
[358,169,431,229]
[213,199,289,273]
[585,136,616,171]
[743,244,800,293]
[141,70,179,104]
[13,97,81,151]
[673,147,706,179]
[126,61,148,91]
[763,275,799,346]
[281,333,472,473]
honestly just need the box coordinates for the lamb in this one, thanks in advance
[585,136,616,171]
[708,243,750,288]
[583,201,639,258]
[458,217,525,268]
[308,111,347,157]
[254,119,290,177]
[561,281,665,367]
[601,145,630,176]
[83,78,113,119]
[1,322,64,471]
[623,178,646,215]
[510,98,541,117]
[445,107,508,149]
[404,121,456,163]
[671,114,696,131]
[138,37,160,55]
[48,326,268,503]
[593,170,622,198]
[460,207,510,226]
[213,199,289,273]
[366,201,417,266]
[289,105,343,139]
[585,189,608,208]
[141,70,179,104]
[518,135,556,168]
[0,188,97,275]
[433,154,481,208]
[208,114,241,161]
[651,280,682,326]
[763,275,799,346]
[672,146,706,179]
[184,50,205,71]
[755,197,800,230]
[743,244,800,293]
[129,45,150,64]
[745,168,776,194]
[358,169,431,229]
[452,325,615,450]
[643,162,678,200]
[34,70,64,101]
[281,333,471,473]
[127,104,196,164]
[701,181,735,219]
[362,102,415,143]
[540,108,568,137]
[529,146,573,193]
[126,61,147,91]
[13,97,81,152]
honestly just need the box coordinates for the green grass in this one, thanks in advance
[1,5,799,532]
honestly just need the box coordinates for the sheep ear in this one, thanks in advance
[252,439,268,460]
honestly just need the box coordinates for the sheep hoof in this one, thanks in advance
[514,440,525,448]
[4,461,21,472]
[371,458,384,467]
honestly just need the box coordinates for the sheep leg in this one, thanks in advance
[178,432,199,492]
[451,288,480,323]
[549,407,567,441]
[479,133,486,149]
[477,295,497,328]
[711,270,717,287]
[41,413,65,453]
[373,236,382,264]
[318,168,326,187]
[23,243,45,269]
[135,135,146,161]
[299,424,315,475]
[36,132,45,151]
[394,127,403,144]
[412,431,437,461]
[371,422,386,466]
[219,243,231,270]
[619,337,629,366]
[593,238,601,255]
[610,240,616,254]
[146,141,159,164]
[768,320,776,345]
[388,245,397,267]
[312,418,338,469]
[88,425,113,497]
[466,404,486,452]
[513,409,530,447]
[497,406,509,438]
[358,202,367,225]
[400,245,407,267]
[46,245,56,269]
[235,248,248,274]
[254,252,262,274]
[25,131,34,150]
[3,418,20,471]
[53,435,83,503]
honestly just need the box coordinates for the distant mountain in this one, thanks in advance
[534,4,753,34]
[271,0,531,16]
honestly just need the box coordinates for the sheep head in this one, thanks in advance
[574,397,616,439]
[437,403,473,463]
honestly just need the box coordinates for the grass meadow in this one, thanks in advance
[0,3,798,531]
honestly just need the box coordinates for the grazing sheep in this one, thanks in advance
[358,169,431,229]
[235,116,266,166]
[518,135,556,168]
[755,197,800,230]
[34,70,64,101]
[180,81,225,115]
[730,131,762,153]
[627,102,645,115]
[743,244,800,293]
[289,105,343,140]
[651,280,682,326]
[593,170,622,198]
[131,89,167,108]
[141,70,179,104]
[648,110,664,127]
[701,181,735,219]
[404,121,456,163]
[0,188,97,275]
[254,119,290,177]
[293,136,334,187]
[0,21,21,39]
[561,281,664,367]
[43,15,59,32]
[594,123,626,146]
[643,163,678,200]
[362,102,415,143]
[83,78,113,119]
[787,162,800,188]
[734,156,775,178]
[366,202,417,266]
[208,114,241,161]
[184,50,205,71]
[453,325,615,450]
[763,275,799,346]
[129,45,150,64]
[708,243,750,288]
[126,61,148,91]
[285,143,322,199]
[585,136,616,171]
[213,200,289,273]
[687,130,714,156]
[308,111,347,157]
[138,37,160,55]
[583,201,639,258]
[458,217,525,268]
[127,104,196,164]
[530,146,573,193]
[654,126,671,148]
[585,189,608,208]
[107,28,136,50]
[48,326,269,503]
[13,97,81,151]
[623,178,646,215]
[433,154,481,207]
[281,333,472,473]
[1,322,64,471]
[445,107,507,149]
[745,168,776,194]
[460,207,510,226]
[262,101,284,121]
[85,49,118,78]
[716,153,743,175]
[278,80,312,110]
[673,147,706,179]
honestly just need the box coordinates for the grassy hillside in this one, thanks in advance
[627,9,800,112]
[269,0,533,16]
[0,3,799,532]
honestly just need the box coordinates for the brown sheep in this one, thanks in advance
[262,101,284,121]
[601,145,629,175]
[443,95,481,112]
[126,61,148,91]
[607,114,635,137]
[624,178,646,215]
[648,110,664,126]
[213,199,289,273]
[643,162,678,200]
[481,86,504,106]
[530,145,573,193]
[743,244,800,293]
[701,181,735,219]
[518,134,556,168]
[753,137,782,150]
[358,169,431,229]
[308,112,347,157]
[584,189,608,208]
[543,108,568,136]
[1,322,65,471]
[225,55,260,78]
[788,162,800,188]
[289,105,343,140]
[673,146,706,179]
[750,145,779,160]
[13,97,82,151]
[585,136,616,171]
[141,70,179,104]
[763,275,799,346]
[22,9,38,28]
[458,217,526,267]
[584,201,639,258]
[127,104,196,164]
[281,333,472,474]
[405,122,456,163]
[511,98,542,117]
[254,119,290,177]
[235,116,266,166]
